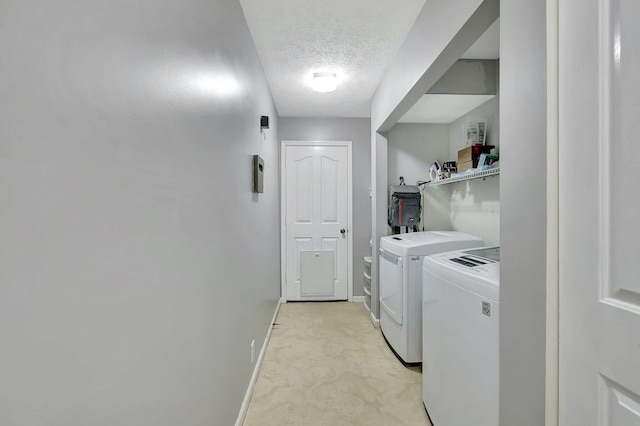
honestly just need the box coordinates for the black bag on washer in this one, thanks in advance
[388,184,421,229]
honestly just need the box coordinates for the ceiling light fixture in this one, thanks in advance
[311,72,338,93]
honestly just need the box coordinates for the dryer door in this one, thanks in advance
[379,248,403,325]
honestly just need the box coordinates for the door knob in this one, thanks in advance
[340,229,346,234]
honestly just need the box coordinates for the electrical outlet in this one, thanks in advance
[251,340,256,363]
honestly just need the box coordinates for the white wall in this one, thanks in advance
[386,123,450,232]
[371,0,499,132]
[370,0,498,324]
[387,124,450,187]
[448,178,500,246]
[448,96,500,158]
[422,186,453,231]
[279,118,372,297]
[386,100,500,246]
[447,96,500,246]
[0,1,280,425]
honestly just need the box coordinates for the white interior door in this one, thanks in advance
[283,142,351,301]
[559,0,640,423]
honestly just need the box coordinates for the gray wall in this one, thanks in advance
[371,132,388,320]
[0,1,280,425]
[279,118,372,297]
[500,0,547,424]
[371,0,547,422]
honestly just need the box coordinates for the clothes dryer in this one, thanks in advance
[422,247,500,426]
[378,231,483,364]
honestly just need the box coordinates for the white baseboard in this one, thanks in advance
[234,297,283,426]
[370,311,380,328]
[352,296,365,303]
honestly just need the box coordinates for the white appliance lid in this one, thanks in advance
[379,231,484,256]
[423,246,500,301]
[459,246,500,262]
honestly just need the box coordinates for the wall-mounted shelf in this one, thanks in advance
[426,167,500,187]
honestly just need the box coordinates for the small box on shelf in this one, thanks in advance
[458,160,474,173]
[458,144,495,169]
[458,146,473,164]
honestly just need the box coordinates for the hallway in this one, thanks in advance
[244,302,431,425]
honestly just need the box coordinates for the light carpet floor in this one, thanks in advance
[243,302,432,426]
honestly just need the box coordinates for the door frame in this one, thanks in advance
[280,140,353,302]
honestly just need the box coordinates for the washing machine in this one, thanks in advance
[422,246,500,426]
[378,231,483,364]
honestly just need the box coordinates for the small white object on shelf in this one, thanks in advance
[363,256,373,312]
[364,297,371,311]
[363,256,372,279]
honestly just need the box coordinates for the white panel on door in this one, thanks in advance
[559,0,640,422]
[600,375,640,425]
[295,156,313,223]
[299,251,335,297]
[321,156,338,223]
[321,237,339,279]
[294,238,313,281]
[608,0,640,308]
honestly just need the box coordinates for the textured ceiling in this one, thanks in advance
[239,0,426,118]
